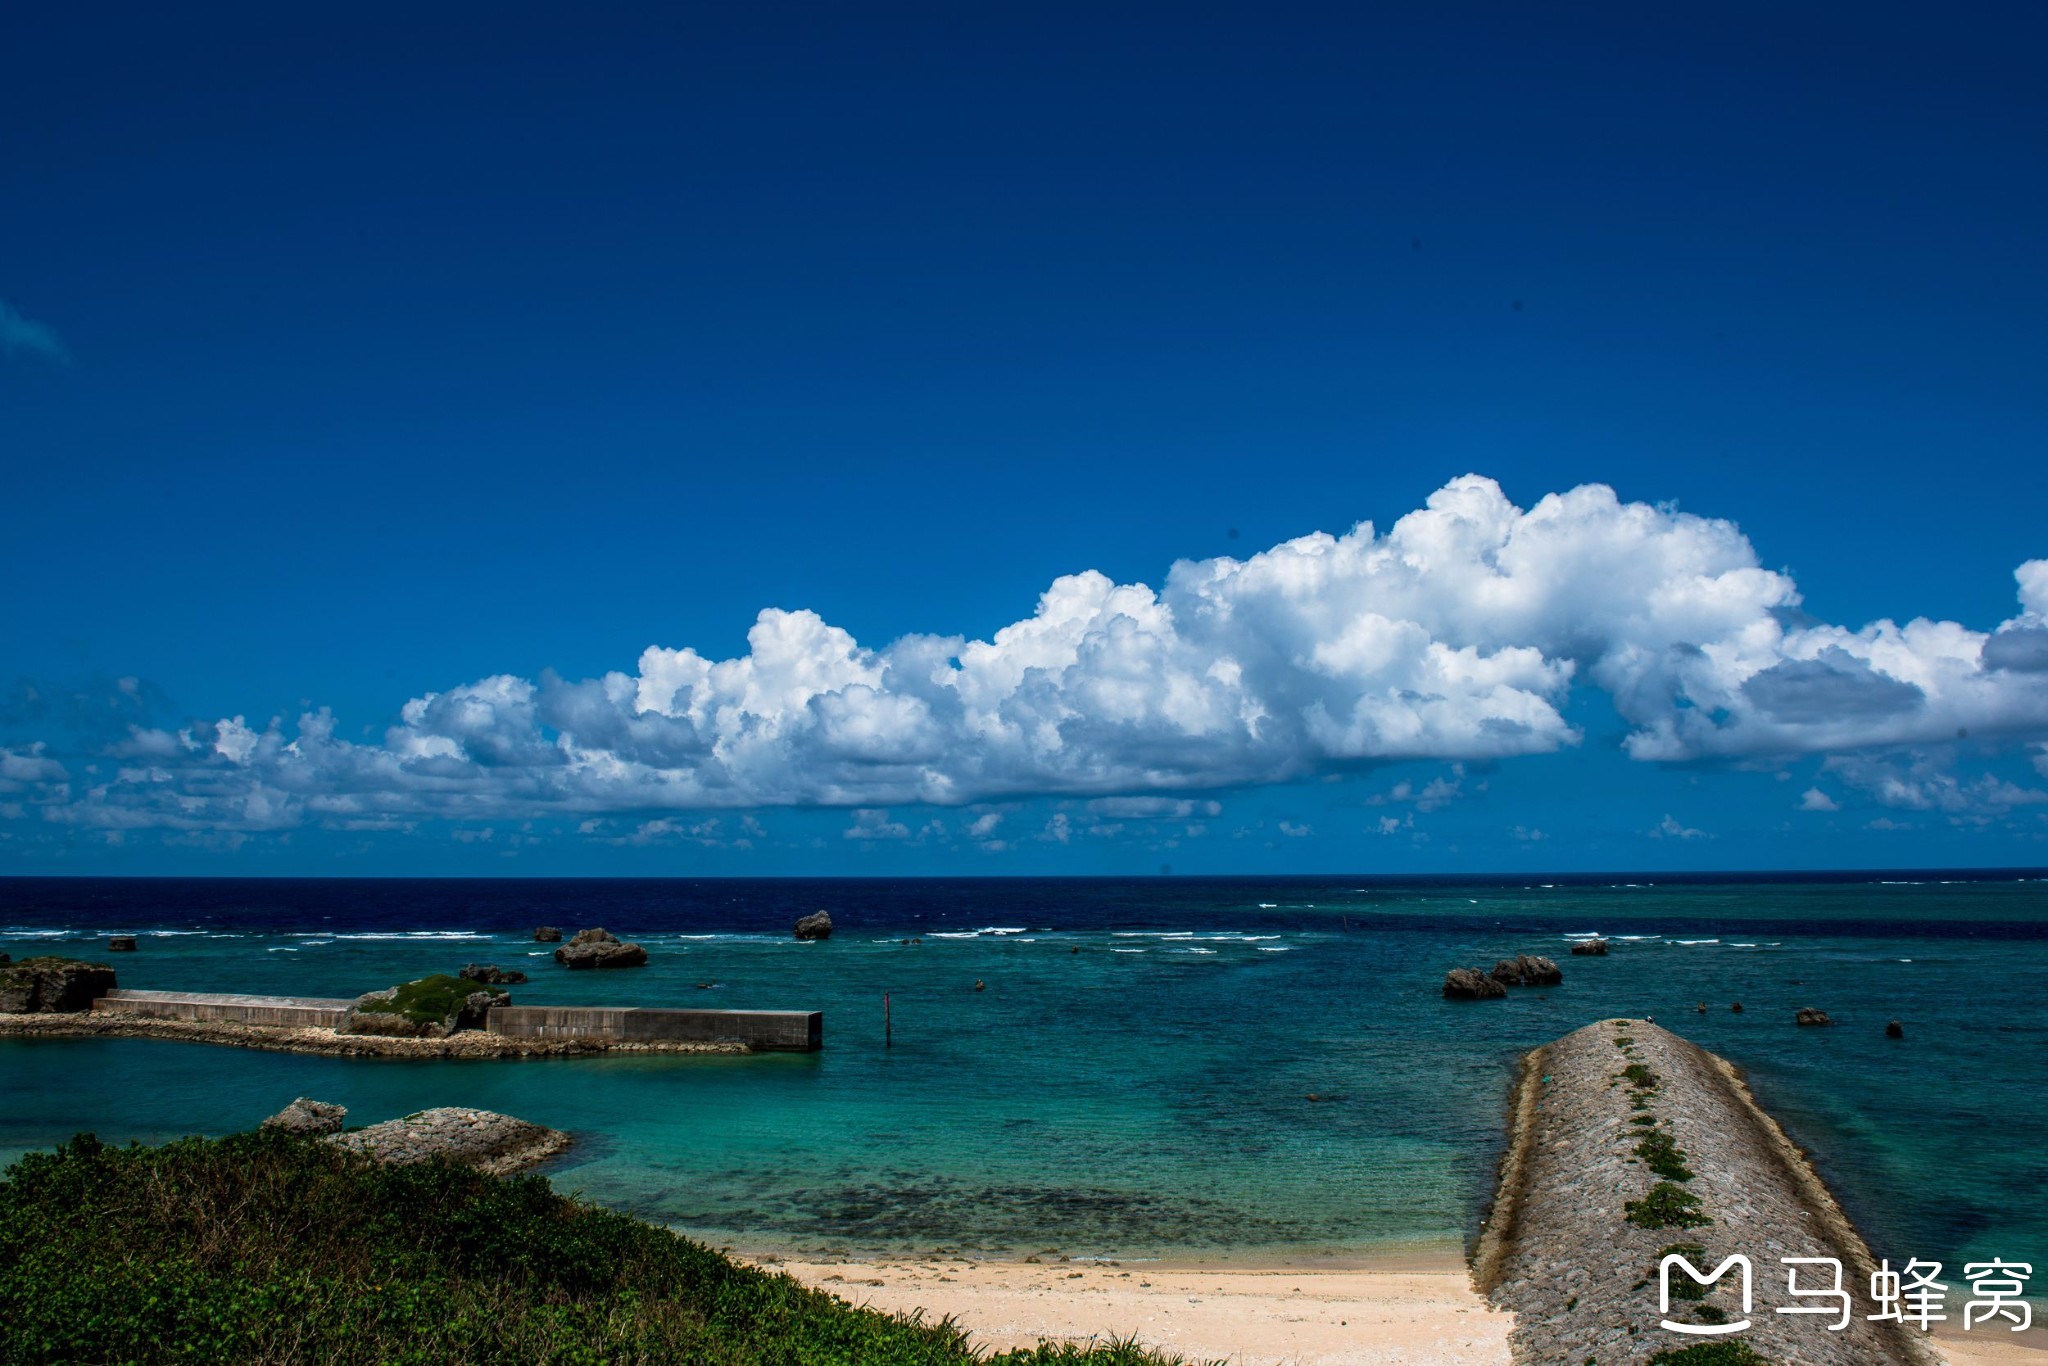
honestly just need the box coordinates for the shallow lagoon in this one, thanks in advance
[3,876,2043,1271]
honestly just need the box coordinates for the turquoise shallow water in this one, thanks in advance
[2,876,2044,1272]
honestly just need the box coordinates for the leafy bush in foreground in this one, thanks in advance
[0,1131,1194,1366]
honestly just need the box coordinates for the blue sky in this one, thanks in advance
[3,1,2045,874]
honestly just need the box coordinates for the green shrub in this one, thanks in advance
[1622,1063,1658,1089]
[1625,1181,1709,1229]
[1634,1128,1696,1182]
[1654,1242,1710,1300]
[356,974,505,1025]
[1646,1342,1773,1365]
[0,1132,1195,1365]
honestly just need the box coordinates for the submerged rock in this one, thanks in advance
[553,928,648,969]
[325,1107,570,1176]
[0,957,118,1013]
[532,926,562,943]
[1443,967,1508,1000]
[793,911,834,941]
[107,936,138,952]
[1570,938,1609,956]
[263,1097,348,1136]
[459,963,528,986]
[1795,1007,1833,1027]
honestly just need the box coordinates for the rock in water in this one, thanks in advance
[107,936,138,952]
[793,911,834,941]
[1885,1019,1904,1039]
[325,1107,571,1176]
[1795,1007,1833,1027]
[1490,955,1564,987]
[1570,938,1609,956]
[0,957,118,1013]
[459,963,528,985]
[1443,967,1508,1000]
[553,927,648,969]
[532,926,562,943]
[263,1097,348,1135]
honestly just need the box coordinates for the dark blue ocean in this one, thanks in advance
[3,874,2044,1273]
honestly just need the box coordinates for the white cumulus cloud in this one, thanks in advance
[18,476,2048,835]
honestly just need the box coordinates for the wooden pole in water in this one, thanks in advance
[884,991,892,1048]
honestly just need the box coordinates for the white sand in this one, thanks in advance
[1937,1323,2048,1366]
[761,1252,2048,1364]
[761,1255,1513,1365]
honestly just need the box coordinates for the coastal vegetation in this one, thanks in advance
[0,1131,1190,1366]
[1646,1343,1774,1365]
[1625,1178,1709,1230]
[353,973,506,1028]
[1633,1126,1696,1182]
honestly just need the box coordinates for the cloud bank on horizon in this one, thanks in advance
[7,476,2047,836]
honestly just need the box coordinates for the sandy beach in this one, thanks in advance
[761,1254,1513,1365]
[767,1256,2048,1366]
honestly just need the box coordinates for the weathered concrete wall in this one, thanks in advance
[488,1005,821,1051]
[94,988,353,1029]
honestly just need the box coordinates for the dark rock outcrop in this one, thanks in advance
[553,928,648,970]
[1569,938,1608,956]
[460,963,528,986]
[1885,1019,1904,1039]
[1490,954,1564,987]
[263,1097,348,1136]
[793,911,834,941]
[1443,967,1508,1000]
[324,1107,570,1176]
[533,926,562,943]
[1796,1007,1833,1027]
[0,957,118,1013]
[107,936,138,952]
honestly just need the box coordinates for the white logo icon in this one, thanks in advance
[1661,1253,1753,1336]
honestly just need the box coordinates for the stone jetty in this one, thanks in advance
[1475,1019,1939,1366]
[4,984,816,1056]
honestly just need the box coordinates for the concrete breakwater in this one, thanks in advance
[0,987,822,1057]
[95,988,352,1029]
[487,1005,822,1051]
[1476,1019,1939,1366]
